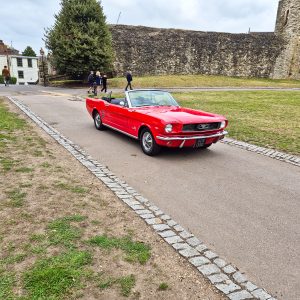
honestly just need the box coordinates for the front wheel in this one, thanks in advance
[199,143,212,149]
[93,111,105,130]
[140,128,161,156]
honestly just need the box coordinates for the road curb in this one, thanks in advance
[8,96,278,300]
[222,138,300,167]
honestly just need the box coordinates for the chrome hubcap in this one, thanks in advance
[142,132,153,152]
[95,114,101,127]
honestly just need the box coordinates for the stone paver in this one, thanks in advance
[186,236,202,247]
[208,273,230,284]
[198,264,221,276]
[196,244,208,253]
[158,230,176,238]
[252,289,272,300]
[152,224,170,232]
[233,272,247,284]
[228,290,254,300]
[189,256,210,267]
[167,219,177,227]
[172,242,190,250]
[216,281,241,294]
[179,247,199,258]
[140,213,155,219]
[145,218,160,225]
[165,235,183,244]
[135,209,151,214]
[204,250,218,260]
[214,258,227,268]
[223,265,237,274]
[179,230,194,239]
[241,281,258,292]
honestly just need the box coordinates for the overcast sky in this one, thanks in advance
[0,0,279,55]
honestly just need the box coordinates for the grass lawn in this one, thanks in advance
[108,74,300,89]
[172,91,300,155]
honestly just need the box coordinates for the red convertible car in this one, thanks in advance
[86,89,228,156]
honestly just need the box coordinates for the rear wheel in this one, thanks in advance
[140,128,161,156]
[93,111,105,130]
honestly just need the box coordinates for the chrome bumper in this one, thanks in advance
[156,130,228,141]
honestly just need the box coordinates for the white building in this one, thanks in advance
[1,55,39,85]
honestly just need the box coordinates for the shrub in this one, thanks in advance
[0,75,17,84]
[10,77,17,84]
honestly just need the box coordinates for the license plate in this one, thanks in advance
[194,138,205,148]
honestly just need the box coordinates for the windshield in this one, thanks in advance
[127,90,179,108]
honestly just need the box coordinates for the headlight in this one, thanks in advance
[220,121,226,128]
[165,124,173,133]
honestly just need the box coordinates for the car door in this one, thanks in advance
[99,100,112,125]
[107,102,130,133]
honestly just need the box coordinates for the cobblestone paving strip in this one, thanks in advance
[8,96,279,299]
[222,138,300,167]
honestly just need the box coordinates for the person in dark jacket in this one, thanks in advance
[101,74,107,93]
[125,71,133,91]
[87,71,95,94]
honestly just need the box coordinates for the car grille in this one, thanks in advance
[182,122,220,132]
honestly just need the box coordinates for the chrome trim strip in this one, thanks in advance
[156,131,228,141]
[179,140,186,148]
[103,123,139,140]
[182,128,222,133]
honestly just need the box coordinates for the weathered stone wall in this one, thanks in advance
[110,25,283,78]
[273,0,300,79]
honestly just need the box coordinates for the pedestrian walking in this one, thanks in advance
[95,71,101,95]
[101,74,107,93]
[2,66,10,86]
[87,71,95,94]
[125,71,133,91]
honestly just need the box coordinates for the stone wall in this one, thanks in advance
[110,25,283,78]
[273,0,300,79]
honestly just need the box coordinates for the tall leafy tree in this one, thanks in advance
[22,46,37,57]
[45,0,113,76]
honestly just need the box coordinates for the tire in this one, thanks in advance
[93,111,105,130]
[199,143,212,149]
[140,128,161,156]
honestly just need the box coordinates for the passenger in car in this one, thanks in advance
[111,98,125,105]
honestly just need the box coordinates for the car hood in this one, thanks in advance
[135,106,225,124]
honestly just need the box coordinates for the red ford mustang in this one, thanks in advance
[86,89,228,156]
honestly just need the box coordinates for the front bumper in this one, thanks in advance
[156,130,228,148]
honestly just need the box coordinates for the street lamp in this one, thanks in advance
[40,47,46,86]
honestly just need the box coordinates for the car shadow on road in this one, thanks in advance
[157,146,221,160]
[103,126,222,161]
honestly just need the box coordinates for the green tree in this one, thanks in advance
[44,0,113,76]
[22,46,37,57]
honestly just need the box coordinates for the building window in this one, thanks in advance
[28,58,32,68]
[18,71,24,79]
[17,57,23,67]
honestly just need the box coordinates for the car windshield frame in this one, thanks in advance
[125,90,179,108]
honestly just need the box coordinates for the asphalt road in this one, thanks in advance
[2,86,300,300]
